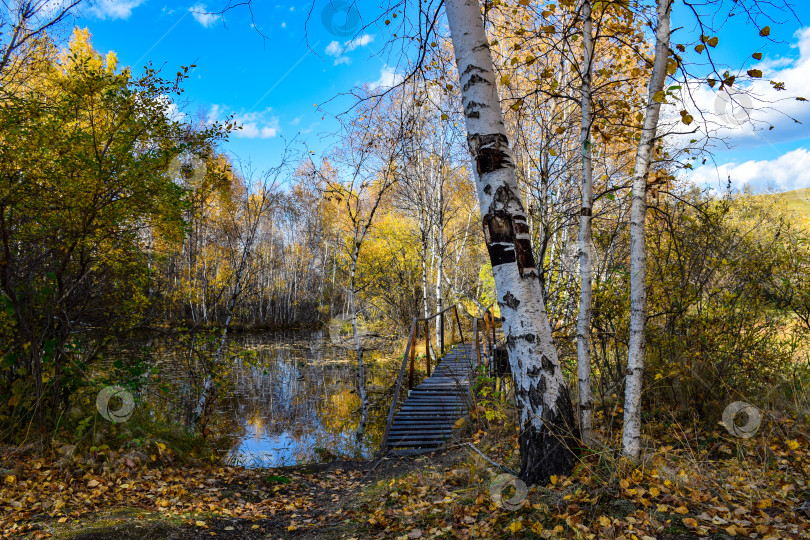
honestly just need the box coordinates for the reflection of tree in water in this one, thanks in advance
[217,333,386,466]
[116,331,392,466]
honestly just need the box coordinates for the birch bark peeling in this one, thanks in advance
[446,0,577,485]
[621,0,673,459]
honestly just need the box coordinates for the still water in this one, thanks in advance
[132,330,396,467]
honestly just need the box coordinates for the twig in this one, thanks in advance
[465,442,518,476]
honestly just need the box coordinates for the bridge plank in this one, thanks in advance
[382,343,479,452]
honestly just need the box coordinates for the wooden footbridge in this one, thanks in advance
[379,306,502,455]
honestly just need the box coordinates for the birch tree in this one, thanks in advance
[189,160,286,430]
[621,0,673,459]
[576,0,595,447]
[317,94,406,441]
[445,0,577,485]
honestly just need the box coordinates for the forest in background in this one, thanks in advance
[1,0,810,537]
[0,0,810,538]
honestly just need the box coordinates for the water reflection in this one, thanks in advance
[136,330,392,467]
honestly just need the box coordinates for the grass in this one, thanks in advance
[775,187,810,217]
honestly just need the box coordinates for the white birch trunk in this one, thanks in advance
[446,0,577,485]
[621,0,673,459]
[576,0,595,446]
[350,244,369,441]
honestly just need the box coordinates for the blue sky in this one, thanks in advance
[74,0,397,171]
[73,1,810,193]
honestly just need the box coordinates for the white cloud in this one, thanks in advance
[691,147,810,192]
[325,41,341,56]
[368,65,402,91]
[88,0,146,20]
[324,34,374,66]
[233,110,280,139]
[676,27,810,149]
[345,34,374,52]
[190,3,221,28]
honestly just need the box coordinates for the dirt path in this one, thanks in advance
[18,450,462,539]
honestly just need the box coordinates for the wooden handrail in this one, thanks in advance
[380,317,419,454]
[379,304,467,454]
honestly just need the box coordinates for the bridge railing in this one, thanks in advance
[473,306,504,377]
[379,305,465,454]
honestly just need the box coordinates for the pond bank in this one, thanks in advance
[7,449,464,539]
[4,412,810,539]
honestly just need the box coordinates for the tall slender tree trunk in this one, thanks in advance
[621,0,673,459]
[445,0,577,485]
[351,245,370,441]
[576,0,595,446]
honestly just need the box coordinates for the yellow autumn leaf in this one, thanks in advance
[508,520,523,533]
[683,518,698,529]
[453,417,465,429]
[675,506,689,514]
[548,149,557,157]
[747,69,762,78]
[652,90,666,104]
[786,439,799,450]
[598,515,611,527]
[500,75,510,86]
[707,36,719,47]
[440,113,449,120]
[682,114,694,125]
[550,475,558,485]
[760,26,771,37]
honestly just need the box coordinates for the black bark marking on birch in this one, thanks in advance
[484,212,513,243]
[462,73,490,93]
[483,184,491,195]
[518,386,578,486]
[469,133,513,175]
[465,101,488,120]
[487,243,516,266]
[460,64,487,77]
[515,238,536,277]
[513,220,530,235]
[580,207,592,216]
[541,355,553,372]
[502,291,520,310]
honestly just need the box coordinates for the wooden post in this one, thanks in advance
[440,312,445,355]
[408,330,416,390]
[483,311,490,366]
[455,306,464,344]
[474,317,481,369]
[425,319,431,377]
[450,311,456,347]
[491,313,496,349]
